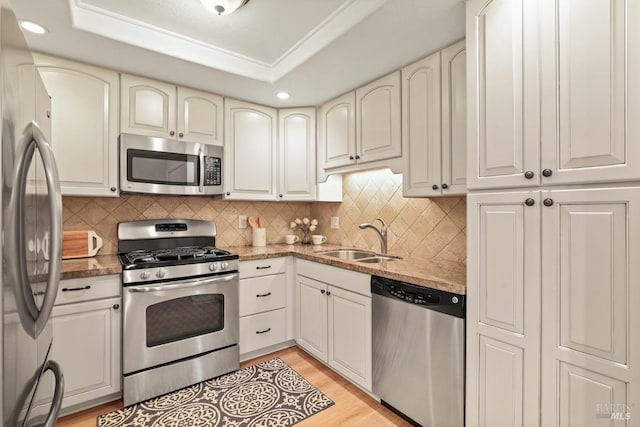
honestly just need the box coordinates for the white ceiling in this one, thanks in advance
[12,0,465,107]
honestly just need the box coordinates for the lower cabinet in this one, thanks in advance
[32,275,121,416]
[296,260,372,391]
[239,257,292,357]
[467,187,640,426]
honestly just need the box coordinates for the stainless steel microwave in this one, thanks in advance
[120,133,224,196]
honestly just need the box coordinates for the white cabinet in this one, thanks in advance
[278,108,316,201]
[224,99,278,200]
[318,72,402,175]
[402,41,466,197]
[355,71,402,164]
[239,258,291,357]
[121,74,223,146]
[466,191,541,427]
[32,275,121,416]
[466,0,540,190]
[35,54,119,196]
[296,260,372,390]
[467,0,640,190]
[318,92,356,169]
[540,187,640,426]
[467,188,640,427]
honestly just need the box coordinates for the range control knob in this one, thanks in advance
[220,262,229,270]
[452,296,459,304]
[156,269,166,279]
[140,271,151,280]
[209,263,219,272]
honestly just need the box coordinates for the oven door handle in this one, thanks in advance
[127,273,238,293]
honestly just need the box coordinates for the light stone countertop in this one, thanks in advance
[60,244,466,295]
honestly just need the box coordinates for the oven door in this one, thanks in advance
[123,272,238,374]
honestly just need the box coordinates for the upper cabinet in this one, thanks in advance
[224,99,278,200]
[402,41,466,197]
[278,108,317,201]
[318,72,402,176]
[539,0,640,186]
[224,100,317,201]
[319,92,356,169]
[36,54,119,196]
[121,74,223,146]
[355,71,402,164]
[467,0,640,190]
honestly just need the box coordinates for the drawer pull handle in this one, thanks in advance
[256,292,272,298]
[256,265,271,270]
[33,291,46,296]
[256,328,272,334]
[62,285,91,292]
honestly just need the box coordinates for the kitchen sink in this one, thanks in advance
[316,249,401,263]
[356,256,400,263]
[315,249,377,260]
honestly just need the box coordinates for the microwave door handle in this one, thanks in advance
[198,146,204,193]
[10,122,63,338]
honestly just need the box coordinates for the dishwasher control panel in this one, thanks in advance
[371,275,465,318]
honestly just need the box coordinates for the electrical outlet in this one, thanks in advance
[330,216,340,229]
[238,215,247,229]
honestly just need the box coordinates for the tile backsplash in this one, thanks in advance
[62,195,311,254]
[311,169,466,263]
[63,168,465,263]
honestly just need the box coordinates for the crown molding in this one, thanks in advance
[68,0,388,83]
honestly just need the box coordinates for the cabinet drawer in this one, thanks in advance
[55,275,120,305]
[239,274,286,316]
[240,309,286,354]
[239,257,286,279]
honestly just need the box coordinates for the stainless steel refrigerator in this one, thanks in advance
[1,1,64,426]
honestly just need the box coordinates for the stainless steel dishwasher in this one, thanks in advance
[372,275,465,427]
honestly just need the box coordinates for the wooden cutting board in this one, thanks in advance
[62,230,103,259]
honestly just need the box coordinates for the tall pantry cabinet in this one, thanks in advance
[466,1,640,426]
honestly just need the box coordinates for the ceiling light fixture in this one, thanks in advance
[276,91,290,100]
[200,0,250,16]
[19,20,47,35]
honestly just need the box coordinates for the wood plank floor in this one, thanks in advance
[56,346,411,426]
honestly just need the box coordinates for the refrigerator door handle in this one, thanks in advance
[9,121,62,338]
[41,359,65,427]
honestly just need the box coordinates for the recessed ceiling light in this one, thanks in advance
[19,20,47,35]
[276,91,290,100]
[200,0,250,16]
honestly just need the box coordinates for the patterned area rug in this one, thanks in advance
[97,358,334,426]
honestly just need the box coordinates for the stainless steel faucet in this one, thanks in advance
[359,218,388,254]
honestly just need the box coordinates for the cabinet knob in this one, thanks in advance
[326,291,331,296]
[112,304,120,310]
[110,187,117,192]
[524,171,535,179]
[169,131,175,136]
[178,132,184,138]
[226,192,230,196]
[432,184,439,190]
[321,289,326,294]
[46,110,51,118]
[355,155,360,160]
[543,198,554,207]
[278,194,283,198]
[442,183,449,189]
[525,198,535,206]
[542,169,553,177]
[349,156,354,160]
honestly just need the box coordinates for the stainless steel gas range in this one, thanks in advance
[117,219,239,406]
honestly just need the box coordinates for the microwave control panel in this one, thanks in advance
[204,157,222,186]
